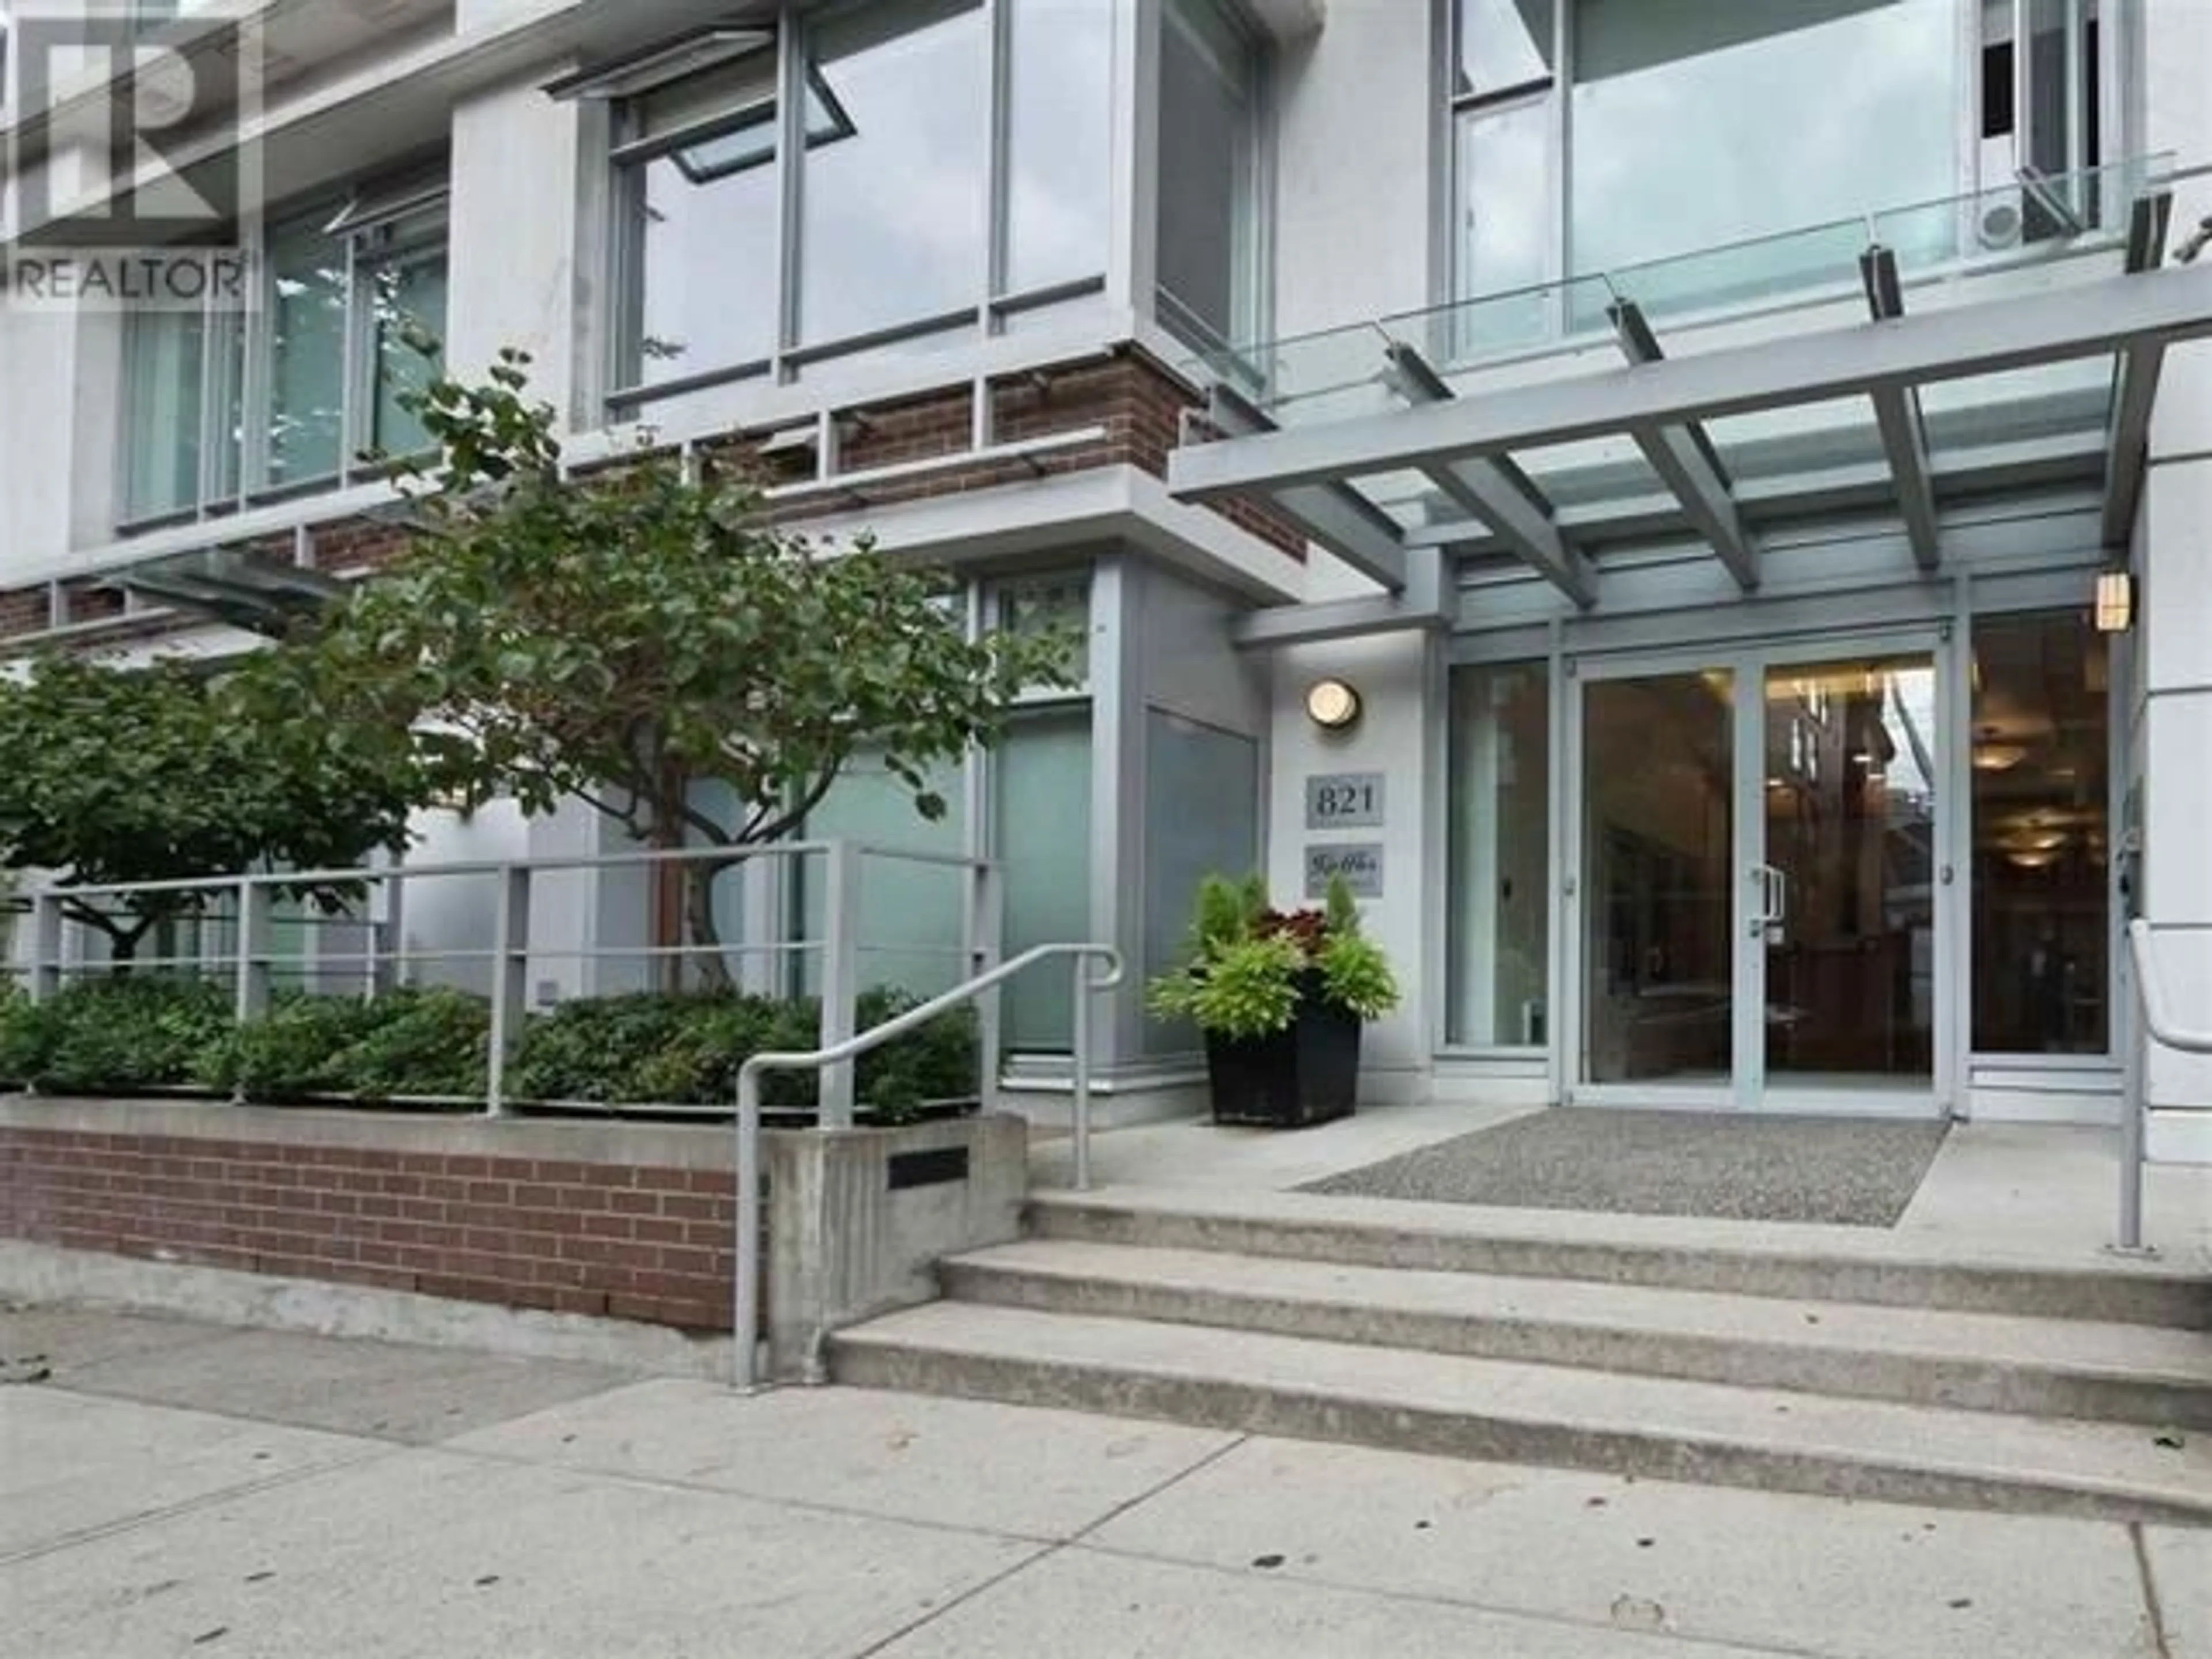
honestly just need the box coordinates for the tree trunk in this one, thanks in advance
[683,859,736,995]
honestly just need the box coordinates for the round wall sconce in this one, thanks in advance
[1305,679,1362,731]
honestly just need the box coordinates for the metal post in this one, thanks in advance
[2118,937,2145,1251]
[485,865,531,1118]
[817,842,861,1128]
[234,878,273,1027]
[975,864,1005,1118]
[734,1062,763,1392]
[373,858,403,999]
[29,891,62,1004]
[1072,955,1093,1192]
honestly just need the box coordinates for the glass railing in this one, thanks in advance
[1188,155,2176,430]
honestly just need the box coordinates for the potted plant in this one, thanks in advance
[1147,872,1400,1128]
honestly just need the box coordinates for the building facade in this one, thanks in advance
[1,0,2207,1152]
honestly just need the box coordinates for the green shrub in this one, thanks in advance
[3,974,971,1116]
[1,975,234,1094]
[336,987,489,1100]
[200,991,388,1097]
[509,992,716,1105]
[0,979,39,1088]
[853,988,979,1120]
[1148,872,1400,1040]
[509,986,976,1117]
[202,986,489,1103]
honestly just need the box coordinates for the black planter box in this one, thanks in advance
[1203,984,1362,1129]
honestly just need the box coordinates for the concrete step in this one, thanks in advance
[941,1240,2212,1429]
[830,1302,2212,1525]
[1029,1190,2212,1329]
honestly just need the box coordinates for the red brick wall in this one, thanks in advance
[0,587,52,638]
[0,1126,738,1332]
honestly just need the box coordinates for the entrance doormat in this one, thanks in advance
[1301,1109,1951,1228]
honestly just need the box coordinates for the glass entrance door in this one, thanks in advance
[1571,638,1948,1115]
[1754,652,1940,1102]
[1578,669,1740,1097]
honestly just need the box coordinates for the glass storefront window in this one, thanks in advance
[1970,611,2111,1055]
[1448,664,1551,1048]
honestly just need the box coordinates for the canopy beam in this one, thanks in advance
[1384,344,1596,608]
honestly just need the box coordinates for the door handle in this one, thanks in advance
[1749,865,1785,936]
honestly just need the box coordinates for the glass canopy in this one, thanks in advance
[1174,156,2195,612]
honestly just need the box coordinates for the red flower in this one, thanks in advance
[1255,907,1330,957]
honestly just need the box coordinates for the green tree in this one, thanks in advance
[0,653,431,963]
[274,349,1075,990]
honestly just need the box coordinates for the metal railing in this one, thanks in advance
[733,941,1123,1392]
[10,839,1006,1120]
[2118,919,2212,1251]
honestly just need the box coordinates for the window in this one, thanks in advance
[1447,662,1551,1047]
[998,711,1094,1049]
[1980,0,2107,239]
[1970,611,2111,1055]
[999,572,1093,688]
[800,0,989,345]
[118,169,449,525]
[1155,0,1263,355]
[1449,0,2047,326]
[602,0,1113,422]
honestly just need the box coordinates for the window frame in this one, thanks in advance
[114,161,451,533]
[601,1,1116,423]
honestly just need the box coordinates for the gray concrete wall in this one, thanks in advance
[764,1114,1028,1384]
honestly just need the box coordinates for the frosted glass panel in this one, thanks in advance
[1142,711,1260,1056]
[997,712,1093,1050]
[801,751,968,1001]
[1448,664,1552,1047]
[123,310,206,520]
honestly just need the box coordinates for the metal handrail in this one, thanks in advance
[732,941,1123,1391]
[2118,919,2212,1251]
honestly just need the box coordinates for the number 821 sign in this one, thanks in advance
[1304,772,1384,830]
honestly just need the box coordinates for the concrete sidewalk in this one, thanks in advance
[1,1304,2203,1658]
